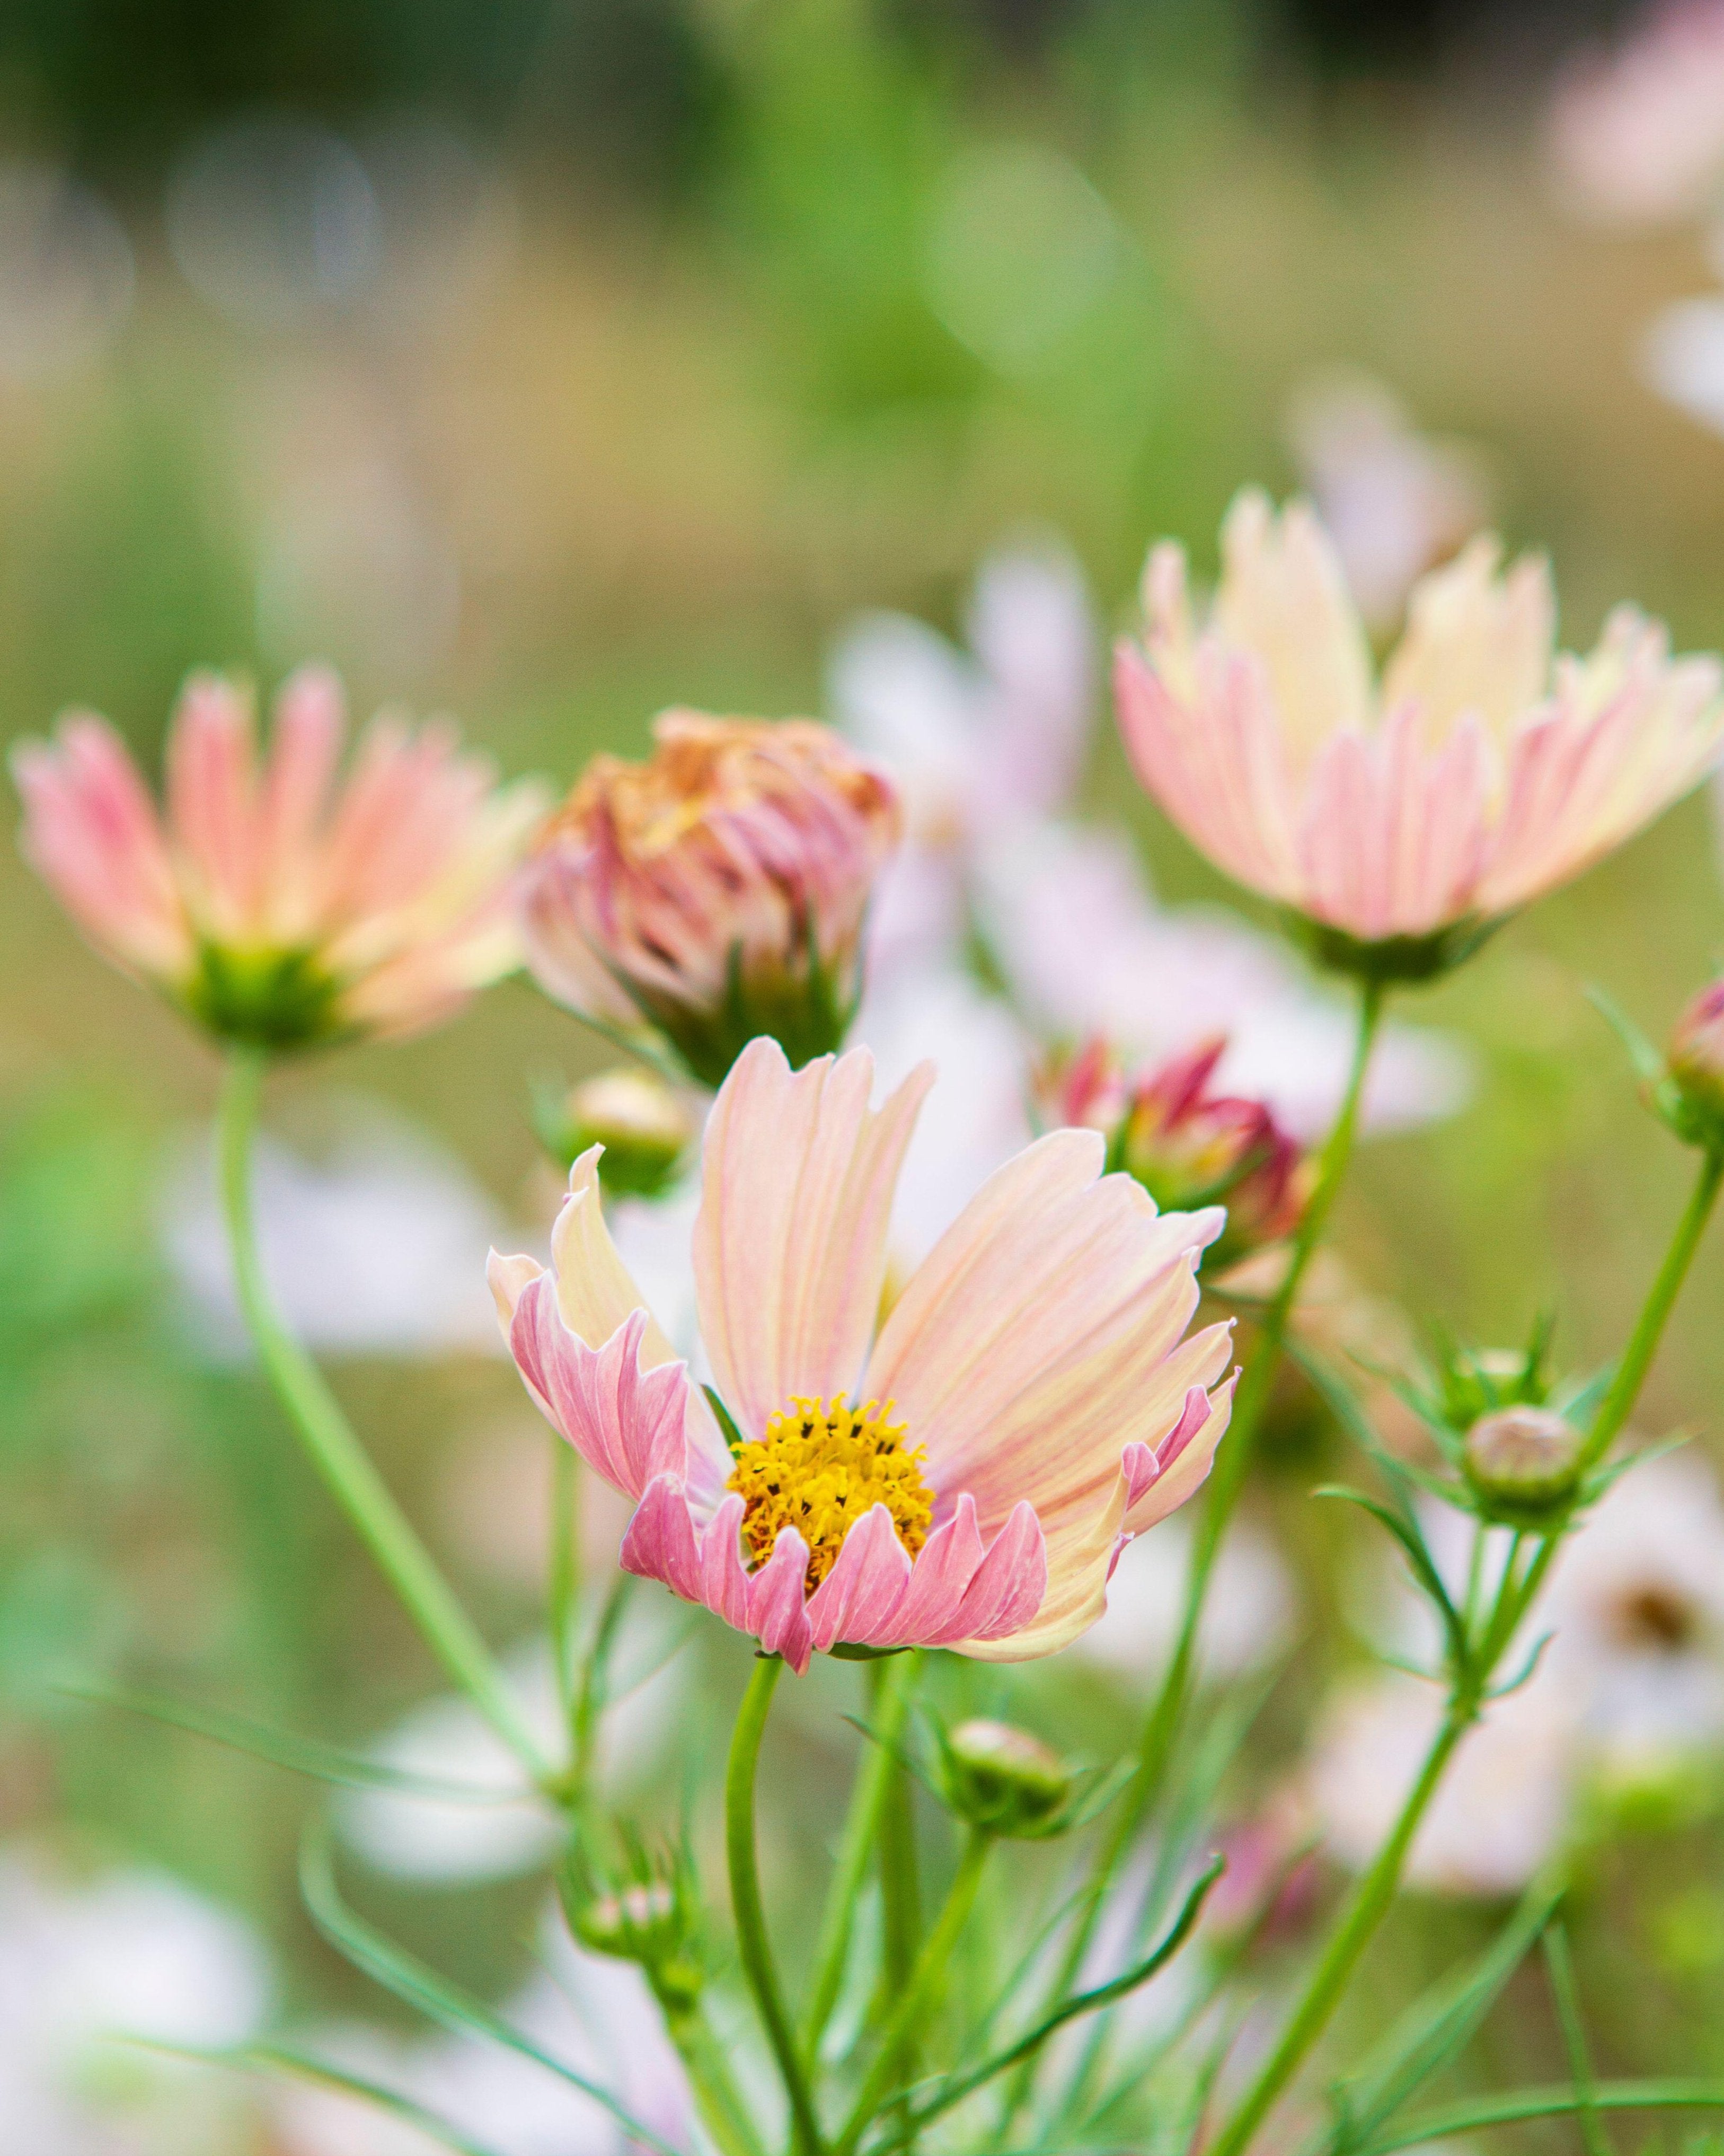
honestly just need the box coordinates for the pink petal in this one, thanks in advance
[257,664,345,927]
[165,672,262,937]
[507,1297,690,1501]
[944,1500,1047,1644]
[747,1532,815,1675]
[868,1493,988,1648]
[804,1504,913,1653]
[694,1038,931,1439]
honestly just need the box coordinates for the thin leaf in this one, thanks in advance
[1356,2081,1724,2154]
[702,1385,747,1456]
[59,1682,521,1802]
[1585,984,1667,1086]
[1486,1631,1555,1702]
[1312,1489,1467,1668]
[1544,1925,1614,2156]
[298,1825,683,2156]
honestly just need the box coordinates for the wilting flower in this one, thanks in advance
[520,711,900,1088]
[11,667,545,1049]
[1115,491,1724,975]
[1040,1036,1307,1272]
[490,1038,1235,1675]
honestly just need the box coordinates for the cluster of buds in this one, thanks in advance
[560,1845,704,2018]
[1040,1036,1307,1273]
[532,1065,695,1199]
[519,710,900,1088]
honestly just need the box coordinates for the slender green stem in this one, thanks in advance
[876,1704,923,2003]
[1206,1703,1471,2156]
[1544,1925,1613,2156]
[1354,2081,1724,2155]
[1580,1145,1723,1473]
[662,2000,770,2156]
[1001,980,1386,2133]
[726,1656,824,2156]
[550,1439,580,1737]
[802,1653,923,2062]
[834,1830,992,2156]
[216,1048,547,1779]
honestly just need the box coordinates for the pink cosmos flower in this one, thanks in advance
[489,1037,1236,1675]
[1115,491,1724,963]
[519,711,900,1087]
[1545,0,1724,227]
[11,667,546,1048]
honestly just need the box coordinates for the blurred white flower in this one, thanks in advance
[275,1906,690,2156]
[1545,0,1724,226]
[335,1613,690,1885]
[161,1097,510,1360]
[1309,1671,1577,1898]
[1643,291,1724,436]
[1285,371,1490,636]
[0,1845,271,2155]
[0,163,133,380]
[1077,1516,1298,1685]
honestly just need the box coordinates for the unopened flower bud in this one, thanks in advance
[564,1875,702,2011]
[519,711,900,1088]
[1666,979,1724,1148]
[1463,1405,1584,1525]
[535,1067,693,1197]
[941,1719,1073,1838]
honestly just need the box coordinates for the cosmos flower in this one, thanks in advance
[11,666,545,1049]
[519,711,900,1088]
[1545,0,1724,226]
[489,1037,1235,1675]
[1115,491,1724,970]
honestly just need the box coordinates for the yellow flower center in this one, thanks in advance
[727,1394,934,1591]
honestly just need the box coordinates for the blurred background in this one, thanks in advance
[9,0,1724,2147]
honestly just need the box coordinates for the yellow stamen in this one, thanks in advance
[727,1394,934,1591]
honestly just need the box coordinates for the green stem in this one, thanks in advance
[1580,1145,1723,1473]
[1206,1703,1471,2156]
[1354,2080,1724,2155]
[802,1653,923,2063]
[216,1046,547,1780]
[662,2000,769,2156]
[1543,1925,1613,2156]
[877,1702,923,2006]
[1001,979,1386,2133]
[834,1829,992,2156]
[726,1656,824,2156]
[550,1439,580,1739]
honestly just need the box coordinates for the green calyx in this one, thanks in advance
[1284,911,1501,987]
[635,929,859,1090]
[938,1718,1074,1839]
[182,941,349,1052]
[559,1856,704,2013]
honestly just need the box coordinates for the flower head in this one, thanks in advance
[12,667,545,1049]
[1041,1036,1306,1272]
[489,1037,1235,1675]
[520,711,900,1087]
[1115,491,1724,975]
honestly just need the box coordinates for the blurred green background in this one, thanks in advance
[7,0,1724,2146]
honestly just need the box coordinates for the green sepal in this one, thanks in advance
[1283,910,1501,987]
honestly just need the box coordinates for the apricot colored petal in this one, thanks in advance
[165,673,261,936]
[695,1039,931,1438]
[1382,540,1554,747]
[506,1299,689,1502]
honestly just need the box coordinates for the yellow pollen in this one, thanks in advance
[727,1394,934,1592]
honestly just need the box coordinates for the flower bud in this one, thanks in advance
[519,711,900,1088]
[940,1719,1073,1838]
[534,1067,693,1198]
[1666,978,1724,1148]
[1462,1405,1584,1526]
[563,1875,702,2011]
[1437,1343,1551,1433]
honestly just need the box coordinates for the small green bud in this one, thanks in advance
[941,1719,1073,1838]
[1666,978,1724,1151]
[566,1876,702,2010]
[536,1068,693,1198]
[1463,1405,1584,1526]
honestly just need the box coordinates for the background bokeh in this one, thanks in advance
[7,0,1724,2148]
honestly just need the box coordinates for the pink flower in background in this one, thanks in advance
[520,710,900,1086]
[1116,490,1724,956]
[1546,0,1724,226]
[11,666,545,1048]
[490,1038,1234,1675]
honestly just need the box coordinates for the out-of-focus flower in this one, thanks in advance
[977,824,1471,1139]
[336,1620,689,1885]
[273,1906,690,2156]
[161,1097,509,1359]
[1545,0,1724,226]
[1309,1671,1577,1897]
[1116,490,1724,972]
[11,667,545,1050]
[1204,1789,1322,1944]
[1667,974,1724,1138]
[533,1067,695,1199]
[1074,1513,1297,1683]
[0,163,134,380]
[520,711,899,1088]
[1039,1037,1307,1273]
[0,1845,272,2155]
[490,1038,1235,1675]
[1642,291,1724,440]
[1286,371,1490,637]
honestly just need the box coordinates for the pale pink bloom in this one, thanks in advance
[489,1037,1235,1675]
[1286,371,1490,636]
[1546,0,1724,225]
[11,666,545,1048]
[1116,491,1724,951]
[520,711,900,1087]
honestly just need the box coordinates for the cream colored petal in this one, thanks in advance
[1213,489,1373,768]
[550,1146,680,1368]
[487,1249,544,1337]
[1381,538,1554,750]
[694,1038,932,1439]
